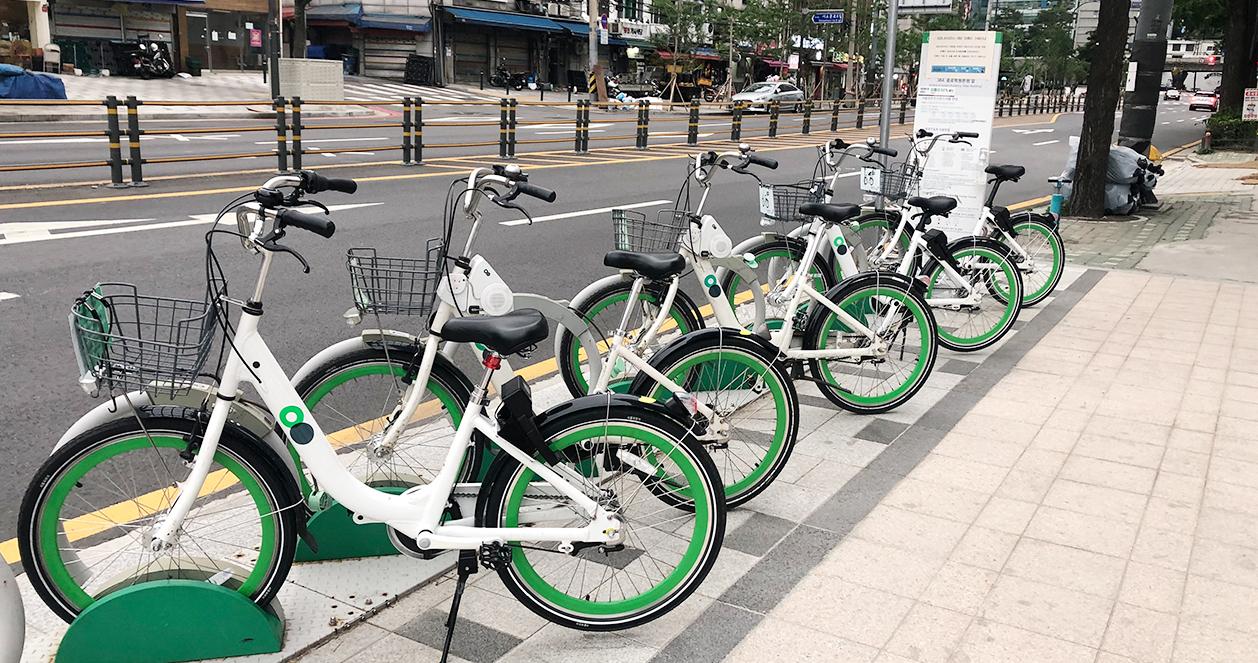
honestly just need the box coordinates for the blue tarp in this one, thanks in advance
[0,65,68,100]
[444,7,565,33]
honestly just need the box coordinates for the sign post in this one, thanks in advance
[911,30,1003,238]
[1242,88,1258,121]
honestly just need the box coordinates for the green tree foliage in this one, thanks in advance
[990,3,1085,89]
[1171,0,1225,39]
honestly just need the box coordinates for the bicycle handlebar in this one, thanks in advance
[514,181,558,203]
[746,154,778,170]
[275,208,336,238]
[304,171,358,195]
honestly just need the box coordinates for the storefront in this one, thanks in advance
[438,7,564,86]
[176,0,268,72]
[306,3,431,79]
[48,0,183,73]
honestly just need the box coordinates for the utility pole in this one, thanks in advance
[1117,0,1173,154]
[846,0,857,96]
[878,0,898,153]
[267,0,281,98]
[984,0,996,31]
[588,0,600,101]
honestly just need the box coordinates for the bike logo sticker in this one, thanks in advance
[279,405,315,445]
[833,235,848,255]
[703,274,721,298]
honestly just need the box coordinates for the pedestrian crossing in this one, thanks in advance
[342,79,494,103]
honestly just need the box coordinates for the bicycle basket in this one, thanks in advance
[759,180,826,224]
[612,208,691,253]
[347,238,446,317]
[69,283,220,397]
[861,161,920,201]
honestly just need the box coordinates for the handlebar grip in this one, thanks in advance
[515,182,557,203]
[957,131,979,139]
[748,154,778,169]
[916,129,934,138]
[871,146,898,157]
[277,208,336,238]
[303,171,358,194]
[829,138,849,150]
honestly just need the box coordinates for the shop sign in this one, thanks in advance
[249,29,262,48]
[617,20,649,39]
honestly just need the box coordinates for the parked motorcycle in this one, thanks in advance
[488,61,527,91]
[129,39,173,79]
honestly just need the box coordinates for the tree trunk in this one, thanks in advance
[291,1,309,59]
[1218,0,1257,114]
[1071,0,1132,218]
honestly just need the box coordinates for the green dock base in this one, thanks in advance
[56,580,283,663]
[295,498,403,562]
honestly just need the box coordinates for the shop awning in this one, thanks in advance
[444,7,564,33]
[555,20,629,46]
[658,50,724,62]
[306,4,429,32]
[113,0,206,4]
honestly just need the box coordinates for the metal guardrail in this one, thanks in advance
[0,92,1070,185]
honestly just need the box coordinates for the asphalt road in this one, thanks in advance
[0,103,1204,553]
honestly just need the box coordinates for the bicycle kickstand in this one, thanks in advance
[440,549,479,663]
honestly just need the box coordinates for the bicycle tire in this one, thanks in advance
[628,329,799,508]
[1002,216,1064,308]
[481,397,725,631]
[718,234,836,333]
[557,278,703,397]
[926,238,1023,352]
[19,409,300,622]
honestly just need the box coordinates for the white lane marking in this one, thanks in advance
[1033,139,1060,146]
[1011,128,1054,135]
[253,137,390,145]
[537,129,606,135]
[653,132,716,138]
[0,218,155,241]
[0,204,382,246]
[1177,119,1185,123]
[500,199,672,227]
[0,292,19,302]
[0,134,238,145]
[427,115,500,123]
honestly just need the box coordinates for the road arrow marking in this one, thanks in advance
[0,204,381,246]
[1011,129,1054,135]
[0,292,19,302]
[1033,139,1060,146]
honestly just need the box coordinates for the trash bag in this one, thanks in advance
[1055,139,1145,216]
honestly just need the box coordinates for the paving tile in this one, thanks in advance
[939,359,980,376]
[1011,448,1068,476]
[884,602,972,663]
[651,601,760,663]
[744,480,834,523]
[1002,538,1127,598]
[340,632,476,663]
[1208,455,1258,490]
[918,561,998,615]
[1024,506,1139,558]
[1029,427,1082,453]
[1151,472,1205,503]
[723,512,796,557]
[931,431,1027,468]
[994,468,1056,504]
[1101,603,1178,663]
[725,616,878,663]
[911,454,1010,495]
[1166,427,1215,453]
[1131,526,1195,572]
[1043,478,1150,524]
[1172,617,1258,663]
[1158,447,1211,478]
[954,619,1098,663]
[849,505,969,559]
[1058,455,1157,494]
[394,606,524,663]
[950,526,1020,571]
[950,412,1043,445]
[854,417,911,445]
[792,458,862,493]
[1188,537,1258,590]
[981,574,1114,647]
[1073,435,1166,470]
[1181,575,1258,636]
[1119,561,1186,614]
[716,527,835,610]
[504,624,654,663]
[621,593,715,649]
[1083,415,1172,446]
[880,476,990,524]
[973,496,1038,535]
[1197,505,1258,550]
[814,535,945,599]
[295,622,394,663]
[773,575,914,648]
[1202,480,1258,518]
[969,396,1056,425]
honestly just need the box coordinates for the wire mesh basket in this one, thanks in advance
[860,161,921,201]
[759,180,827,224]
[69,283,221,398]
[612,208,692,253]
[347,238,446,317]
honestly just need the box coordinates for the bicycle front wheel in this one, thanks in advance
[558,278,702,397]
[19,410,300,622]
[805,274,938,413]
[1002,216,1064,307]
[926,240,1024,352]
[631,331,799,508]
[484,400,725,631]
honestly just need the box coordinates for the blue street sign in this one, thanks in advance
[811,11,845,24]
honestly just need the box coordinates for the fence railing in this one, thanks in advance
[0,92,1073,187]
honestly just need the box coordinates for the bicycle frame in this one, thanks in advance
[148,250,622,555]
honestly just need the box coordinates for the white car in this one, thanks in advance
[1163,88,1181,100]
[732,82,807,111]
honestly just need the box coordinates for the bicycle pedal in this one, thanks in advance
[478,542,512,570]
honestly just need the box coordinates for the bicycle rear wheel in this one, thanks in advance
[718,234,835,333]
[19,410,300,622]
[1002,217,1064,307]
[926,241,1023,352]
[483,400,725,631]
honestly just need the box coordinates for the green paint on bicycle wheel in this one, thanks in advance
[816,284,934,406]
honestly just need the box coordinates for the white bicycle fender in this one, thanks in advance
[290,330,419,387]
[0,559,23,663]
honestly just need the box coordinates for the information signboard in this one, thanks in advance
[1243,88,1258,121]
[900,0,954,14]
[911,31,1003,238]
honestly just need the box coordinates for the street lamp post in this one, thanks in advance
[267,0,281,99]
[878,0,899,156]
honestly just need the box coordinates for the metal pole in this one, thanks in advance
[587,0,598,101]
[267,0,280,99]
[574,101,583,152]
[290,96,303,170]
[769,100,780,137]
[877,0,898,158]
[732,102,743,141]
[274,97,288,172]
[508,98,517,158]
[856,99,865,128]
[402,97,414,164]
[104,96,126,188]
[831,101,840,131]
[413,96,424,164]
[802,100,812,134]
[499,98,509,158]
[688,100,699,145]
[124,96,146,187]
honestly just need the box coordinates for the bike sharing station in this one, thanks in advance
[3,17,1092,661]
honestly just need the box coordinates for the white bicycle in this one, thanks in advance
[18,172,727,642]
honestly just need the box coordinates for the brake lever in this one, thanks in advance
[301,199,331,215]
[260,238,311,273]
